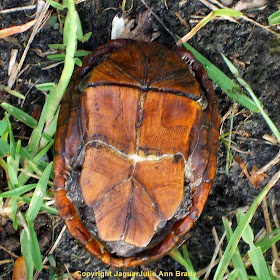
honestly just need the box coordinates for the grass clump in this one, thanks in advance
[0,0,90,278]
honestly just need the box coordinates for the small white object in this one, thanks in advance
[111,15,125,40]
[36,0,46,18]
[8,49,18,76]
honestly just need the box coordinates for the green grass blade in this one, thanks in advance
[47,50,89,60]
[41,133,53,142]
[222,54,280,143]
[18,140,54,187]
[1,85,25,99]
[0,184,36,197]
[214,171,280,280]
[22,158,44,177]
[80,32,92,43]
[74,57,82,66]
[241,213,254,246]
[182,246,198,280]
[1,102,37,128]
[36,82,56,91]
[240,211,271,279]
[0,120,8,135]
[20,197,59,215]
[228,269,239,280]
[213,9,242,17]
[268,10,280,25]
[20,146,32,161]
[223,217,249,280]
[7,165,18,188]
[11,196,18,229]
[75,10,83,41]
[181,42,259,112]
[28,221,42,271]
[0,138,9,156]
[26,162,53,222]
[255,227,280,253]
[21,229,34,280]
[45,0,65,10]
[39,107,58,149]
[6,113,16,158]
[15,140,21,167]
[224,101,236,174]
[47,255,56,267]
[248,247,271,280]
[48,44,66,50]
[34,140,54,162]
[45,1,77,126]
[169,247,199,280]
[26,94,49,156]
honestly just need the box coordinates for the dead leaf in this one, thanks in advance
[263,134,278,145]
[234,156,267,189]
[272,258,280,278]
[0,19,36,39]
[251,165,268,188]
[70,271,82,280]
[234,0,268,10]
[12,256,26,280]
[111,10,158,42]
[8,49,18,76]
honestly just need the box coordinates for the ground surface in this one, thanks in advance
[0,0,280,279]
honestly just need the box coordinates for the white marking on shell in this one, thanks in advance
[85,139,195,183]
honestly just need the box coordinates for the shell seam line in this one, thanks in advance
[83,139,195,186]
[85,139,187,164]
[85,82,200,102]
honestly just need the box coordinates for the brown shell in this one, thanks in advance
[54,39,220,267]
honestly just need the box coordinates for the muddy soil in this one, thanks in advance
[0,0,280,279]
